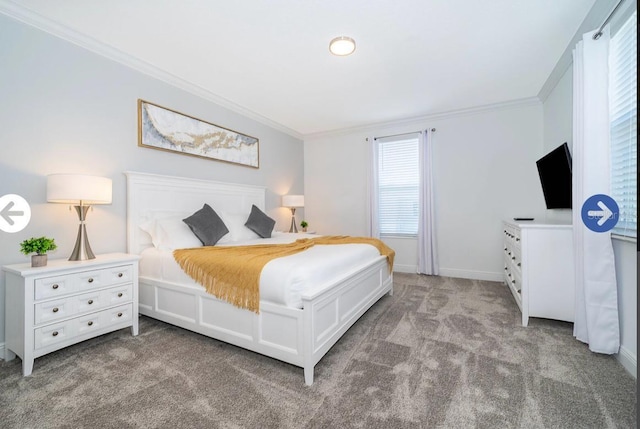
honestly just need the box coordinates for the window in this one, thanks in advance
[609,11,637,238]
[376,136,419,236]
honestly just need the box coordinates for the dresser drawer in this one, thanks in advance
[34,303,133,351]
[34,275,74,301]
[75,269,109,292]
[34,320,73,350]
[104,303,133,325]
[76,312,102,336]
[34,283,133,325]
[105,284,133,307]
[75,289,105,314]
[34,297,74,325]
[104,265,133,285]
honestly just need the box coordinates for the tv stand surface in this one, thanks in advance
[502,220,575,326]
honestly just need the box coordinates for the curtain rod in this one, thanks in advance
[593,0,625,40]
[372,129,436,141]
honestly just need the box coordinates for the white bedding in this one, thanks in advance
[138,233,381,309]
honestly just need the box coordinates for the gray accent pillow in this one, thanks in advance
[182,204,229,246]
[244,205,275,238]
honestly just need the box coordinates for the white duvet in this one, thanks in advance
[138,233,382,309]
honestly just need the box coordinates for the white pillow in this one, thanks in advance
[140,216,205,250]
[218,211,260,243]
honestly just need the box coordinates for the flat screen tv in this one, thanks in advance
[536,142,572,209]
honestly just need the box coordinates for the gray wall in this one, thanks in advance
[0,15,304,346]
[304,100,545,279]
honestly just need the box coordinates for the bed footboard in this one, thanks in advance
[301,256,393,385]
[138,256,392,386]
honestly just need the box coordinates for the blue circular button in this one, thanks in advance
[581,194,619,232]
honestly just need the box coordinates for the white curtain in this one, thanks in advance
[417,129,438,275]
[572,27,620,354]
[366,136,380,238]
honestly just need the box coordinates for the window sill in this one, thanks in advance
[380,234,417,240]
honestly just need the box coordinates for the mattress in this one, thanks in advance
[139,233,381,309]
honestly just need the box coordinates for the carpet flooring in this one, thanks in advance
[0,274,636,428]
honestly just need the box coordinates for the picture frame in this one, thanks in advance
[137,99,259,168]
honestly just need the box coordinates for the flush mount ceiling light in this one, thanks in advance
[329,36,356,56]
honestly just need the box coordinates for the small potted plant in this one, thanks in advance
[20,237,57,267]
[300,220,308,232]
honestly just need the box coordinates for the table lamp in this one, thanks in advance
[282,195,304,233]
[47,174,112,261]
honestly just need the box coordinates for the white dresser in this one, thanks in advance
[3,253,139,376]
[502,220,575,326]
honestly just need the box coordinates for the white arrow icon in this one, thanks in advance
[0,194,31,233]
[587,201,614,226]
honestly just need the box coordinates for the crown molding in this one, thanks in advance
[303,97,542,140]
[0,0,304,140]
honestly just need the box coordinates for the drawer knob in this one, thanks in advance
[512,257,516,260]
[118,273,123,278]
[118,292,123,298]
[512,280,516,284]
[516,238,520,242]
[52,331,59,337]
[117,312,123,317]
[52,284,59,290]
[88,321,94,326]
[53,307,59,313]
[88,278,94,283]
[504,267,507,271]
[517,263,521,267]
[88,299,94,305]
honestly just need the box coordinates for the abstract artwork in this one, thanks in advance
[138,99,259,168]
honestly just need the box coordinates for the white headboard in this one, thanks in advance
[125,171,266,255]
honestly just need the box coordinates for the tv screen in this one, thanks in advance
[536,142,572,209]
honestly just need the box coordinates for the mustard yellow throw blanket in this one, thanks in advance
[173,236,395,313]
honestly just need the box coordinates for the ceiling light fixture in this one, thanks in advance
[329,36,356,56]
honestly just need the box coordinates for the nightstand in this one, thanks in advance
[3,253,140,376]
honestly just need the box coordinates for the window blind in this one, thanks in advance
[377,137,419,236]
[609,11,637,238]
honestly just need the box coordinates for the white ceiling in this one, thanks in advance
[7,0,595,136]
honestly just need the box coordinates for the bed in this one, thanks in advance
[125,171,393,385]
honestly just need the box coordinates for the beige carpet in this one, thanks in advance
[0,274,636,428]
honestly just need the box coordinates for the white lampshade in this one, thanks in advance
[329,36,356,56]
[47,174,112,204]
[282,195,304,208]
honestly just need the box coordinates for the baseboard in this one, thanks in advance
[393,266,503,282]
[616,345,637,379]
[0,342,4,361]
[393,264,417,274]
[437,268,503,282]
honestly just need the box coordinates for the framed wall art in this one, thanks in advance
[138,99,259,168]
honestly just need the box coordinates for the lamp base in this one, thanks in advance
[288,208,298,233]
[69,205,96,261]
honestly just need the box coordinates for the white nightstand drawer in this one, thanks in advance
[106,284,133,306]
[34,297,73,325]
[105,303,132,324]
[34,275,73,301]
[105,265,133,285]
[76,312,102,336]
[34,320,73,350]
[75,289,104,314]
[75,270,108,291]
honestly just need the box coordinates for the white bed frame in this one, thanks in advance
[125,171,393,385]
